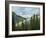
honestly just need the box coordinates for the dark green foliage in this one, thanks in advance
[12,12,40,31]
[30,15,40,30]
[12,12,16,31]
[21,20,24,30]
[12,12,26,31]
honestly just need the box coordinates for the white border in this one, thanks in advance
[9,4,43,35]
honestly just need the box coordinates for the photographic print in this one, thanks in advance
[12,7,40,31]
[5,1,45,37]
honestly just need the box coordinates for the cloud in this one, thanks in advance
[12,7,40,18]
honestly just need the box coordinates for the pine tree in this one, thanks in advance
[21,20,24,30]
[30,15,40,30]
[35,15,40,30]
[30,17,33,30]
[30,15,35,30]
[12,12,16,31]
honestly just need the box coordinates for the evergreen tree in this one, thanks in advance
[21,20,24,30]
[35,15,40,30]
[30,17,32,30]
[30,15,40,30]
[12,12,16,31]
[30,15,35,30]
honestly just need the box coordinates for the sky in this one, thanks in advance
[12,6,40,18]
